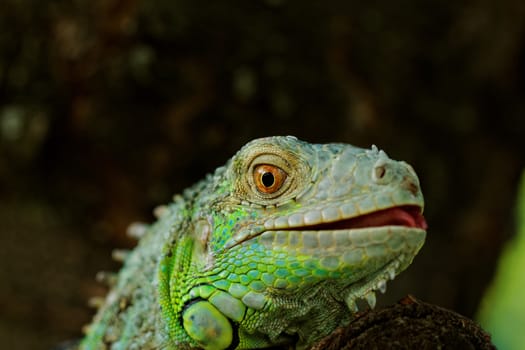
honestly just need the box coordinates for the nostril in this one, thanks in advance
[374,165,386,180]
[372,155,392,184]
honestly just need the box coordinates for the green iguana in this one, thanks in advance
[79,136,427,350]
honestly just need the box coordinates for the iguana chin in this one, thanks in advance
[79,136,427,350]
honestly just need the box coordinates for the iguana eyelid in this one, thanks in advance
[233,146,311,205]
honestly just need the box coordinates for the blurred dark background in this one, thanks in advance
[1,0,524,349]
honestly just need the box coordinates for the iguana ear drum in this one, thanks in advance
[182,299,239,350]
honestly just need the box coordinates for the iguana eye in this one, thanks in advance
[254,164,287,194]
[234,140,312,204]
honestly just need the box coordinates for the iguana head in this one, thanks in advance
[162,136,426,349]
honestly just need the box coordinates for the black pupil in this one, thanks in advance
[261,172,275,187]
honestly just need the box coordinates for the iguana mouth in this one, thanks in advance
[226,204,427,250]
[302,205,427,231]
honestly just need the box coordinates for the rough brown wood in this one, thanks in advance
[310,296,496,350]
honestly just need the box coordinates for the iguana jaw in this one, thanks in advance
[248,203,426,310]
[342,253,405,312]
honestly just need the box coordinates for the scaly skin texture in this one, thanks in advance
[79,136,427,350]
